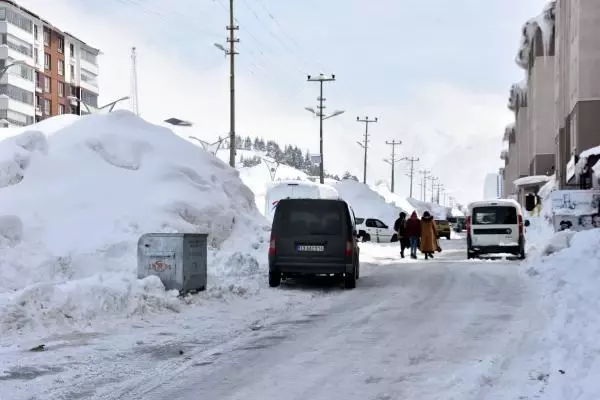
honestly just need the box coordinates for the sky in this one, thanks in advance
[19,0,548,204]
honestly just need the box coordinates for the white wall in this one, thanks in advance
[578,0,600,101]
[530,57,556,156]
[516,106,531,177]
[483,173,499,199]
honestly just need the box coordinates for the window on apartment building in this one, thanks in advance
[81,69,98,87]
[43,29,50,47]
[34,25,38,40]
[35,94,41,109]
[58,60,64,76]
[1,33,33,57]
[0,8,33,33]
[58,82,64,98]
[34,49,38,65]
[58,36,64,53]
[43,99,50,115]
[0,109,34,127]
[44,76,50,93]
[81,49,98,65]
[70,85,78,97]
[0,84,34,105]
[81,89,98,108]
[69,43,74,57]
[59,104,65,115]
[0,58,32,81]
[70,64,75,79]
[44,52,51,70]
[570,113,577,153]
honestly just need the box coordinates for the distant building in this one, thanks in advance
[0,0,100,127]
[483,173,499,200]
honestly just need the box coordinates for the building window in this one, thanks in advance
[44,52,51,70]
[81,89,98,108]
[81,68,98,87]
[34,49,38,64]
[70,43,74,57]
[81,48,98,65]
[36,72,43,90]
[43,29,50,46]
[1,33,33,57]
[0,8,33,33]
[70,64,75,80]
[34,25,38,40]
[70,85,78,97]
[58,36,64,53]
[44,76,50,93]
[0,58,33,81]
[58,82,64,97]
[59,104,65,115]
[0,84,34,105]
[58,59,64,76]
[43,99,50,115]
[0,109,34,126]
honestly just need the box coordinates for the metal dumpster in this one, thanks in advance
[137,233,208,293]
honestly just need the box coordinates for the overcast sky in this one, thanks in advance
[20,0,548,204]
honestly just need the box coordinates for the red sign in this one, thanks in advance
[151,260,170,272]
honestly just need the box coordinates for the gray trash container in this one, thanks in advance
[137,233,208,294]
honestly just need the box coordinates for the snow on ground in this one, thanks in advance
[0,111,270,337]
[333,180,412,227]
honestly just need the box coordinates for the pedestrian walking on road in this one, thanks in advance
[405,211,421,259]
[393,212,409,258]
[420,211,438,260]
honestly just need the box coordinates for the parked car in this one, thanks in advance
[355,217,397,243]
[268,198,360,289]
[435,219,451,239]
[466,199,530,259]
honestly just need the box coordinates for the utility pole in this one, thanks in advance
[419,169,430,201]
[427,176,437,203]
[434,183,443,204]
[383,139,402,192]
[307,74,337,184]
[356,116,378,184]
[214,0,239,167]
[130,47,139,116]
[401,156,420,198]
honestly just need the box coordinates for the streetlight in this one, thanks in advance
[0,60,27,80]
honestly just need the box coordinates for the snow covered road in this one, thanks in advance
[1,238,540,400]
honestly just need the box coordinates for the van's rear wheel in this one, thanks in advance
[344,266,357,289]
[269,269,281,287]
[359,231,371,242]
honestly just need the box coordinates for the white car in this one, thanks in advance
[466,199,530,259]
[355,217,397,243]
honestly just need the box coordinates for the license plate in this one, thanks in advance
[296,245,325,252]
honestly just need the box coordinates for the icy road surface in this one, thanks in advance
[1,238,541,400]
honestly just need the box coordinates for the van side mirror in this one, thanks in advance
[524,220,530,227]
[352,229,358,237]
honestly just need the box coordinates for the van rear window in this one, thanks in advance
[472,206,517,225]
[275,201,344,236]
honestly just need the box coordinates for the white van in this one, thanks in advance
[264,181,340,221]
[466,199,530,259]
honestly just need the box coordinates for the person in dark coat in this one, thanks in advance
[405,211,421,259]
[393,212,409,258]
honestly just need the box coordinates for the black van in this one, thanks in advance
[268,198,360,289]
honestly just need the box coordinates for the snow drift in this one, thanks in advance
[523,228,600,398]
[0,111,269,335]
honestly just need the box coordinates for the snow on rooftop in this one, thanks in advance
[508,80,528,110]
[0,111,269,335]
[513,175,553,187]
[503,123,515,141]
[515,1,556,70]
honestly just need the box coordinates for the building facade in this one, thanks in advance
[554,0,600,188]
[0,0,99,127]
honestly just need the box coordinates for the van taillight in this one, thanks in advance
[346,241,353,256]
[518,215,523,235]
[466,216,471,237]
[269,235,276,255]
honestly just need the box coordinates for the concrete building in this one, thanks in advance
[554,0,600,188]
[483,173,499,200]
[0,0,99,127]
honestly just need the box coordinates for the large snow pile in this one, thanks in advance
[333,180,409,227]
[370,182,416,216]
[522,228,600,398]
[406,197,448,219]
[515,1,556,69]
[0,111,269,335]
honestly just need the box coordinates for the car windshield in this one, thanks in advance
[355,218,364,225]
[472,206,518,225]
[435,220,449,225]
[275,201,344,236]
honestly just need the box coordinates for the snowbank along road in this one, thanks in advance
[1,238,540,400]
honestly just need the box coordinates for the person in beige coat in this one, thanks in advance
[419,211,438,260]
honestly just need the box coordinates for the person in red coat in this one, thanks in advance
[405,211,421,259]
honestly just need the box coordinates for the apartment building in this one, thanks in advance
[501,2,556,199]
[0,0,99,127]
[554,0,600,188]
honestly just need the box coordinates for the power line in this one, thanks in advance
[356,116,378,184]
[400,156,420,199]
[307,74,337,184]
[383,139,402,193]
[427,175,438,203]
[419,169,430,201]
[130,46,139,116]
